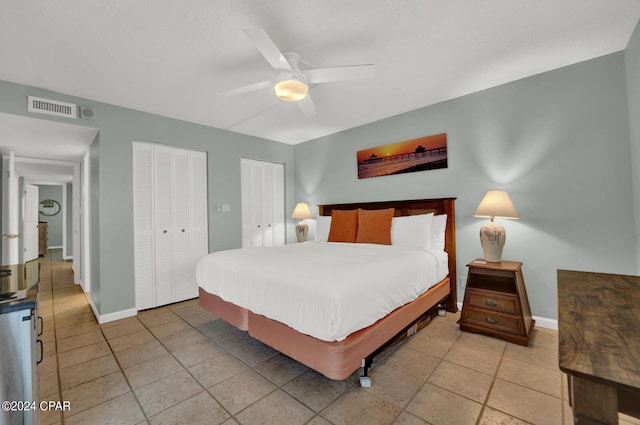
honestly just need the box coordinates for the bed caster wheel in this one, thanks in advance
[360,376,371,388]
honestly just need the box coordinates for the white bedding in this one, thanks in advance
[196,242,448,342]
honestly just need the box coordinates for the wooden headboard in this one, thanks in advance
[318,198,457,312]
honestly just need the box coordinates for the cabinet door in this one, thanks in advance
[154,146,175,307]
[133,142,156,310]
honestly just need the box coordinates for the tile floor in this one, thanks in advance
[35,250,639,425]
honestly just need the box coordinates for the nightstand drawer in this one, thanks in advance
[462,308,523,334]
[465,290,520,314]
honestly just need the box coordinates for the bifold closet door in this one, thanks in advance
[240,158,285,248]
[133,142,156,310]
[133,142,208,310]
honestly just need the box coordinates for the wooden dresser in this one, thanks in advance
[38,221,48,257]
[458,259,534,346]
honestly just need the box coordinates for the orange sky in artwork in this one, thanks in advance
[357,133,447,163]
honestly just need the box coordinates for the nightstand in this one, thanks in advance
[458,259,535,346]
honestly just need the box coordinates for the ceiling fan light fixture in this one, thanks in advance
[274,79,308,101]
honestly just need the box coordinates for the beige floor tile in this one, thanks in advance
[221,419,239,425]
[123,353,184,389]
[187,351,248,388]
[393,412,429,425]
[115,340,169,369]
[428,360,493,403]
[406,383,483,425]
[181,310,219,327]
[57,329,105,352]
[39,371,60,399]
[138,308,181,328]
[503,343,559,371]
[488,379,562,425]
[404,330,457,359]
[322,388,401,425]
[224,338,279,366]
[383,346,440,380]
[59,354,120,390]
[108,329,156,352]
[55,321,101,339]
[149,391,230,425]
[101,318,146,340]
[158,327,208,352]
[456,331,508,354]
[444,343,502,376]
[235,389,315,425]
[64,392,145,425]
[479,407,531,425]
[497,356,562,398]
[254,353,309,386]
[37,392,62,425]
[61,371,130,415]
[148,319,192,339]
[172,339,226,368]
[282,369,351,412]
[134,370,203,417]
[364,364,424,409]
[529,327,558,350]
[620,413,640,425]
[209,369,277,414]
[58,340,112,369]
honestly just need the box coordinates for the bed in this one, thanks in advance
[197,198,457,381]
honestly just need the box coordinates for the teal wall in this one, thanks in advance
[38,185,63,247]
[294,52,636,321]
[0,80,295,316]
[626,20,640,273]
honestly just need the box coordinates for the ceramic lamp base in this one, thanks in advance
[295,221,308,242]
[479,220,506,262]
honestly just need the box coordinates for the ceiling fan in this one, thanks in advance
[220,28,374,116]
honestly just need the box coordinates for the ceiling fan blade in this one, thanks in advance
[297,93,316,117]
[305,64,374,84]
[243,28,292,71]
[218,80,272,97]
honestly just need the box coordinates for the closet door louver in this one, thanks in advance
[133,143,155,310]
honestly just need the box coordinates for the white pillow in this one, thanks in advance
[391,213,434,250]
[315,216,332,242]
[430,214,447,251]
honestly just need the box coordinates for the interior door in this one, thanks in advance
[23,184,39,262]
[153,145,175,307]
[1,153,20,265]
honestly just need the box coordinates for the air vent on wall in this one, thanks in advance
[27,96,77,119]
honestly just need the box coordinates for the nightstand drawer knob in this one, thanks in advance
[486,316,497,324]
[485,298,498,307]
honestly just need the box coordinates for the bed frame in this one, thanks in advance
[199,197,457,381]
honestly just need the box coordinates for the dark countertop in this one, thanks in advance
[0,262,39,314]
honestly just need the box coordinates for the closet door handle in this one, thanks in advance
[268,224,271,227]
[37,339,43,364]
[181,229,186,232]
[257,225,261,228]
[163,230,168,234]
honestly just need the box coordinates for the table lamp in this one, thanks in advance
[291,202,312,242]
[473,190,519,262]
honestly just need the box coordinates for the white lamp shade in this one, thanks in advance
[291,202,312,220]
[473,190,519,220]
[274,79,308,101]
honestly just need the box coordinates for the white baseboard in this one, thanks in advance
[89,299,137,324]
[48,245,63,249]
[456,302,557,330]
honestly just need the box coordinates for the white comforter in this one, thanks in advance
[196,242,447,342]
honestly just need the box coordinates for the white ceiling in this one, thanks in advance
[1,1,639,145]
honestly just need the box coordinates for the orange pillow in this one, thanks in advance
[327,210,358,243]
[356,208,395,245]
